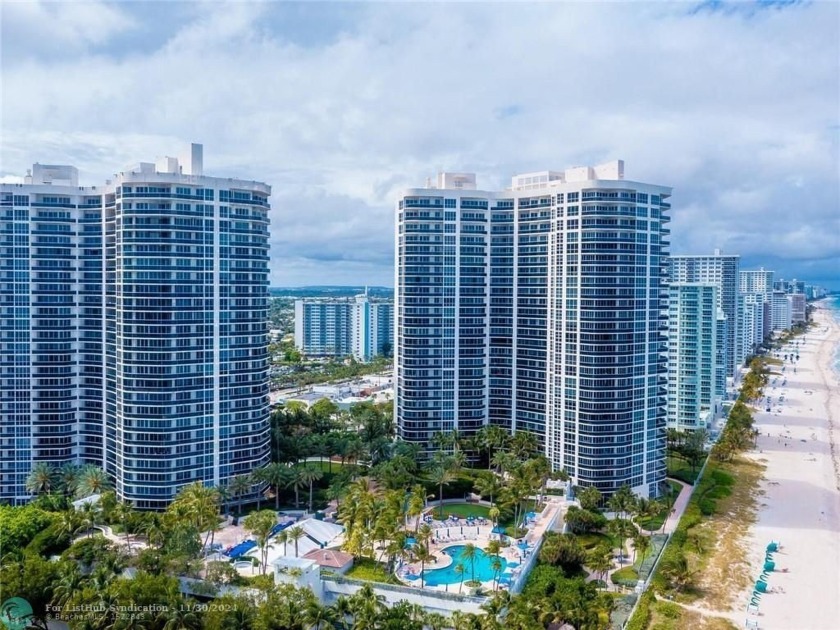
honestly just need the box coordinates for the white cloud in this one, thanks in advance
[0,0,135,59]
[2,1,838,286]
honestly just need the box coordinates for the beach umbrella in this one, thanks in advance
[755,581,768,593]
[764,561,775,572]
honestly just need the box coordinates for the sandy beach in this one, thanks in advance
[738,303,840,630]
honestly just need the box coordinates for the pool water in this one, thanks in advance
[422,545,507,586]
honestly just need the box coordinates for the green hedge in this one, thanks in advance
[625,591,655,630]
[611,566,639,587]
[25,522,72,557]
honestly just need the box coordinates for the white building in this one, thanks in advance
[740,294,766,358]
[669,251,740,375]
[738,268,774,358]
[0,145,271,508]
[294,292,393,362]
[666,284,720,431]
[770,291,792,331]
[787,293,806,325]
[396,160,670,497]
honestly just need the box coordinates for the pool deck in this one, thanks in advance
[398,499,563,593]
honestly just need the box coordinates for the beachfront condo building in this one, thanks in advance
[788,293,806,325]
[294,293,393,362]
[0,145,271,508]
[770,291,792,331]
[669,251,741,376]
[740,294,767,358]
[740,268,774,295]
[666,284,721,431]
[395,161,670,497]
[739,268,774,357]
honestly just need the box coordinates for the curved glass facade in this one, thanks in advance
[395,164,669,497]
[0,151,271,508]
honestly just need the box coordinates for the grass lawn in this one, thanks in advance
[344,558,401,585]
[305,460,349,474]
[577,532,615,551]
[435,503,491,520]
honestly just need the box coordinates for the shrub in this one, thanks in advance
[625,591,654,630]
[611,566,639,587]
[25,522,71,557]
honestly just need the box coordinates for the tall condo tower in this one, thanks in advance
[669,250,740,376]
[666,284,720,431]
[0,145,271,508]
[395,161,670,497]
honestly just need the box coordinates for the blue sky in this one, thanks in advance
[1,1,838,288]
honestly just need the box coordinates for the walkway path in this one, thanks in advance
[662,478,692,535]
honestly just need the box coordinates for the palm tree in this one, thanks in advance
[428,465,454,519]
[577,486,602,511]
[243,510,277,575]
[587,547,613,588]
[491,450,515,476]
[58,462,80,497]
[79,500,101,536]
[51,562,84,608]
[491,557,503,591]
[138,514,165,549]
[217,483,232,516]
[510,430,539,460]
[454,563,466,593]
[299,465,324,513]
[633,532,651,565]
[304,600,337,630]
[228,474,252,516]
[411,542,435,589]
[262,463,290,510]
[406,484,426,532]
[473,472,503,506]
[287,466,308,509]
[55,508,82,542]
[26,462,56,495]
[288,525,306,558]
[462,543,478,584]
[114,502,135,551]
[661,554,694,592]
[276,529,290,557]
[75,465,112,498]
[489,505,500,531]
[160,590,202,630]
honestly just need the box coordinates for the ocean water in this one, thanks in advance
[825,296,840,378]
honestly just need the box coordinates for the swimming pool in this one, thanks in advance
[422,545,507,586]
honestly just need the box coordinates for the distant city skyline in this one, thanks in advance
[2,1,838,288]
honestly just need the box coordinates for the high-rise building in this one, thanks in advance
[787,293,806,325]
[395,160,670,497]
[738,268,774,358]
[294,300,354,357]
[294,293,393,362]
[666,284,719,431]
[739,268,774,295]
[770,291,792,331]
[740,294,766,356]
[0,145,271,508]
[669,250,740,375]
